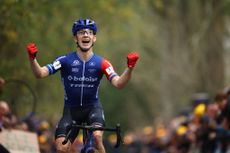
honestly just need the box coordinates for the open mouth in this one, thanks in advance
[81,38,91,45]
[82,40,90,44]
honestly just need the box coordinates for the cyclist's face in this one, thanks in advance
[74,28,96,52]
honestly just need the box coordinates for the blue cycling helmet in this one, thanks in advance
[72,19,97,36]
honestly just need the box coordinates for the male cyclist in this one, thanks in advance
[26,18,139,153]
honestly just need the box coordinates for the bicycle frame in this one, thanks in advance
[62,121,122,153]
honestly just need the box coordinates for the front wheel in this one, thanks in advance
[81,147,95,153]
[86,147,95,153]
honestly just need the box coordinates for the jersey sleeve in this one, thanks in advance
[101,58,118,81]
[46,55,66,75]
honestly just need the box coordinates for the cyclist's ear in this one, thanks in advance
[93,36,96,43]
[74,36,78,43]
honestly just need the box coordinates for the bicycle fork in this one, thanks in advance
[81,130,95,153]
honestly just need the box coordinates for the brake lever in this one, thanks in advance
[115,123,122,148]
[62,122,74,145]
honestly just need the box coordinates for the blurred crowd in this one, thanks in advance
[2,75,230,153]
[0,76,55,153]
[123,91,230,153]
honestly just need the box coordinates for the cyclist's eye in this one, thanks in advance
[88,31,93,35]
[77,31,84,35]
[77,29,94,36]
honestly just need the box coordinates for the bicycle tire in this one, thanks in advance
[0,79,37,119]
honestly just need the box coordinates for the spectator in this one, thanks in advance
[0,100,10,131]
[0,101,10,153]
[214,92,230,152]
[0,77,5,95]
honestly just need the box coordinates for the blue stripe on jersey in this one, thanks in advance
[109,73,118,81]
[46,64,54,74]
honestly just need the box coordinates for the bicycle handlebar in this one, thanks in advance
[62,122,123,148]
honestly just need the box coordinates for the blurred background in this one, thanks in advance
[1,0,230,151]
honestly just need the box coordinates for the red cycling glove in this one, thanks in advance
[26,43,38,60]
[127,52,139,68]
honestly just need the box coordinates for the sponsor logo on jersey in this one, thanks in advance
[88,69,96,73]
[71,60,81,66]
[89,62,96,67]
[67,75,98,82]
[105,66,115,75]
[72,68,79,73]
[53,61,61,70]
[70,84,94,88]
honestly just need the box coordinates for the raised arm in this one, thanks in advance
[26,43,49,78]
[111,52,139,89]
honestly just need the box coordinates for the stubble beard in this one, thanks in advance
[76,42,94,52]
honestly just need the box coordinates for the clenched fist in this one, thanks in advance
[127,52,139,68]
[26,43,38,60]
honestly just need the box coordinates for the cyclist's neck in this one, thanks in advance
[76,50,94,61]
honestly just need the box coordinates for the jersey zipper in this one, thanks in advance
[80,61,86,106]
